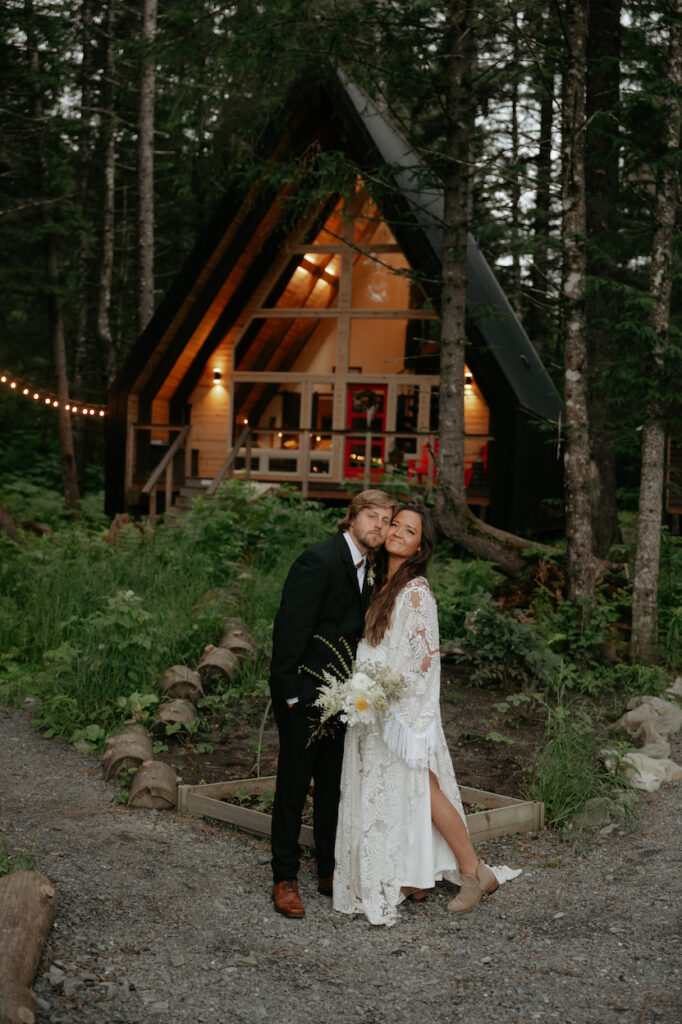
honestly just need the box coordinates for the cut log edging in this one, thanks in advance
[0,870,57,1024]
[101,617,258,812]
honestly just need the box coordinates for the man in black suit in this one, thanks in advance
[269,489,396,917]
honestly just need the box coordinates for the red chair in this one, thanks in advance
[407,441,438,484]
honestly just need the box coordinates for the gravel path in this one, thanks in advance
[1,703,680,1024]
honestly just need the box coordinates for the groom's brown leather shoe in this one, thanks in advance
[317,874,333,897]
[273,880,305,918]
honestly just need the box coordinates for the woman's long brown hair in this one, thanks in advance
[363,505,435,646]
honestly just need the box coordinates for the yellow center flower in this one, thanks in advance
[355,697,369,711]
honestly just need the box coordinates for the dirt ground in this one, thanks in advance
[156,661,546,799]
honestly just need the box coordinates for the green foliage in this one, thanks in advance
[528,684,633,827]
[535,595,620,667]
[257,789,275,813]
[430,555,500,645]
[0,833,35,877]
[658,531,682,668]
[455,606,562,690]
[0,483,334,742]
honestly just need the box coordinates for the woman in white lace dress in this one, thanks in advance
[333,505,499,926]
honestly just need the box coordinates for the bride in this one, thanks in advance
[333,505,499,926]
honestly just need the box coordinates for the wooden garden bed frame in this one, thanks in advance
[177,775,544,845]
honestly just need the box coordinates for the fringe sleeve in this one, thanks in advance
[382,710,440,770]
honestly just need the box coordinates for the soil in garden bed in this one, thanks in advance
[157,663,547,799]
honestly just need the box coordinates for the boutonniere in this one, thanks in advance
[366,565,375,588]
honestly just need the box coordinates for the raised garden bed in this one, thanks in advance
[177,775,544,844]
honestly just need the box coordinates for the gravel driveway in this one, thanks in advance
[1,703,680,1024]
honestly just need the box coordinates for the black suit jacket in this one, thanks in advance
[269,531,370,704]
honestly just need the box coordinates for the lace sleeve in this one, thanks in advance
[381,579,442,768]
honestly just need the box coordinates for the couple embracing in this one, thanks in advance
[269,490,500,927]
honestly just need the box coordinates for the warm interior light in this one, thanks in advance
[464,372,473,389]
[22,387,29,395]
[212,367,221,384]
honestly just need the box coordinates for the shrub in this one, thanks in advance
[455,606,561,690]
[430,555,500,645]
[0,482,335,741]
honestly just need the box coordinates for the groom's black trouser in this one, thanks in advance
[271,699,345,883]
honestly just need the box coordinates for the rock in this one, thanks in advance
[48,965,65,989]
[617,696,682,737]
[573,796,626,829]
[62,976,82,998]
[666,676,682,700]
[617,751,682,792]
[632,721,671,760]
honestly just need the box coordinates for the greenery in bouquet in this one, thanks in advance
[305,635,405,735]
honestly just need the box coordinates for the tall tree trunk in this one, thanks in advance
[527,66,555,356]
[436,0,472,518]
[26,0,81,510]
[73,0,95,395]
[509,31,522,317]
[434,1,550,576]
[47,241,81,510]
[138,0,157,332]
[98,0,118,382]
[630,6,682,663]
[586,0,622,558]
[559,0,594,602]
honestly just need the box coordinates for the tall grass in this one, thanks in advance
[527,681,633,827]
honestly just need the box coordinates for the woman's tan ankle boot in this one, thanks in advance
[447,861,499,914]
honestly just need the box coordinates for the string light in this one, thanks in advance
[1,369,106,417]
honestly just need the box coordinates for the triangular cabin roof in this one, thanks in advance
[109,71,562,430]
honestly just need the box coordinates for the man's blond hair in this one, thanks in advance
[338,489,397,532]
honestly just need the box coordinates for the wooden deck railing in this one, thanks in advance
[206,423,254,495]
[141,424,191,524]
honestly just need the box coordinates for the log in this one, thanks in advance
[128,761,179,809]
[197,645,238,685]
[101,724,154,780]
[155,698,197,729]
[219,618,257,660]
[0,870,57,1024]
[161,665,204,703]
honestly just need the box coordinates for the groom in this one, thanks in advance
[269,489,396,917]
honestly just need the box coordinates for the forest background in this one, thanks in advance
[1,1,681,827]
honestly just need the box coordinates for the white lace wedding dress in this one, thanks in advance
[333,577,466,926]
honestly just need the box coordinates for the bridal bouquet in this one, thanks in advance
[305,636,406,735]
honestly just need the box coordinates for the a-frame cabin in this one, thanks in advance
[106,72,563,535]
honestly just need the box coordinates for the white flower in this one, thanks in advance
[306,646,406,738]
[349,671,373,691]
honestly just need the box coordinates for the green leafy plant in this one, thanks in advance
[485,730,514,745]
[257,789,275,813]
[456,606,561,690]
[0,833,35,877]
[430,555,500,644]
[528,680,633,827]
